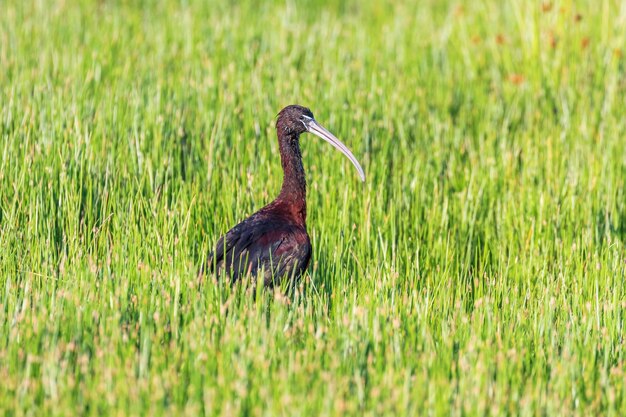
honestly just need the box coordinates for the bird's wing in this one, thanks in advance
[206,215,311,285]
[250,228,312,286]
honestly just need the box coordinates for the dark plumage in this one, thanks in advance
[206,105,365,287]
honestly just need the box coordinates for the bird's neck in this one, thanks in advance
[276,132,307,223]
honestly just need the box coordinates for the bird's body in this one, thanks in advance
[207,105,364,287]
[210,200,312,287]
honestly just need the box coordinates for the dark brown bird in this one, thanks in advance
[206,105,365,287]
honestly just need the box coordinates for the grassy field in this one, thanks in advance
[1,0,626,415]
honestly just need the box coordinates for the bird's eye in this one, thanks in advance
[300,115,313,129]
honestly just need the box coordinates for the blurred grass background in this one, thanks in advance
[1,0,626,415]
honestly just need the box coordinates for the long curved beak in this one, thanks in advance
[305,119,366,182]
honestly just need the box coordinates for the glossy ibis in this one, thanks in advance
[206,105,365,287]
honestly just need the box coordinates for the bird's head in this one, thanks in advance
[276,104,365,182]
[276,104,315,136]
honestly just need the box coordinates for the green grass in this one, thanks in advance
[1,0,626,415]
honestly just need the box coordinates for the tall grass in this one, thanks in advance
[1,0,625,415]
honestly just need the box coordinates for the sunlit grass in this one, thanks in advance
[1,0,625,415]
